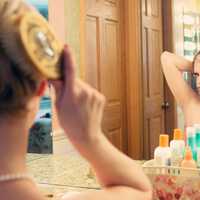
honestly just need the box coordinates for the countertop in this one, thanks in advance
[27,153,100,199]
[27,153,144,199]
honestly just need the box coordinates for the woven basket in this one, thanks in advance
[143,160,200,200]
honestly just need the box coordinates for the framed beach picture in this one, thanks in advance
[26,0,53,154]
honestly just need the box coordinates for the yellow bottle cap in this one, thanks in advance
[159,134,169,147]
[173,129,183,140]
[184,147,193,160]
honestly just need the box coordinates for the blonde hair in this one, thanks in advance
[0,1,44,117]
[0,48,41,116]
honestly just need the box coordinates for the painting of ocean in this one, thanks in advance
[26,0,48,19]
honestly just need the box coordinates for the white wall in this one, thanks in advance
[49,0,81,154]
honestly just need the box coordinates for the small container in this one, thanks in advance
[194,124,200,147]
[181,147,197,168]
[170,129,185,166]
[154,134,171,166]
[186,127,196,160]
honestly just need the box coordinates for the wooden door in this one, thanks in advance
[85,0,126,151]
[142,0,165,159]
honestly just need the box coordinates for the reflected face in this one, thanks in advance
[194,54,200,94]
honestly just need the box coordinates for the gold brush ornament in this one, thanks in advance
[0,0,63,79]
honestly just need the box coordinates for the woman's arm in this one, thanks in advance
[67,134,152,200]
[161,51,197,109]
[161,52,193,72]
[64,186,151,200]
[50,46,152,200]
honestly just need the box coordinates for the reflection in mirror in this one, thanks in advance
[26,0,53,154]
[177,11,200,131]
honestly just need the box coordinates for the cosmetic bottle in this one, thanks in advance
[154,134,171,166]
[170,129,185,166]
[186,127,196,160]
[181,147,197,169]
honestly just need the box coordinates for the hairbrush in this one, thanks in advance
[0,0,63,79]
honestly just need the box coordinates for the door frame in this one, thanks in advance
[123,0,144,159]
[162,0,177,137]
[80,0,86,80]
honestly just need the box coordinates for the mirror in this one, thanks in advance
[176,11,200,130]
[26,0,53,154]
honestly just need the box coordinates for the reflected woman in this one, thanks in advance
[161,51,200,128]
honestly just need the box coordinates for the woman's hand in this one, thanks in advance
[50,46,106,147]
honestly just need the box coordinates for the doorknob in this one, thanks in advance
[161,101,170,109]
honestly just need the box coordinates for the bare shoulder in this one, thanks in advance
[184,95,200,124]
[188,94,200,107]
[0,181,46,200]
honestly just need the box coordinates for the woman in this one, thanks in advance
[161,51,200,127]
[0,43,152,200]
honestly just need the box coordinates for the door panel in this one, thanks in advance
[101,21,120,101]
[85,16,99,89]
[142,0,165,159]
[151,0,159,17]
[85,0,125,150]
